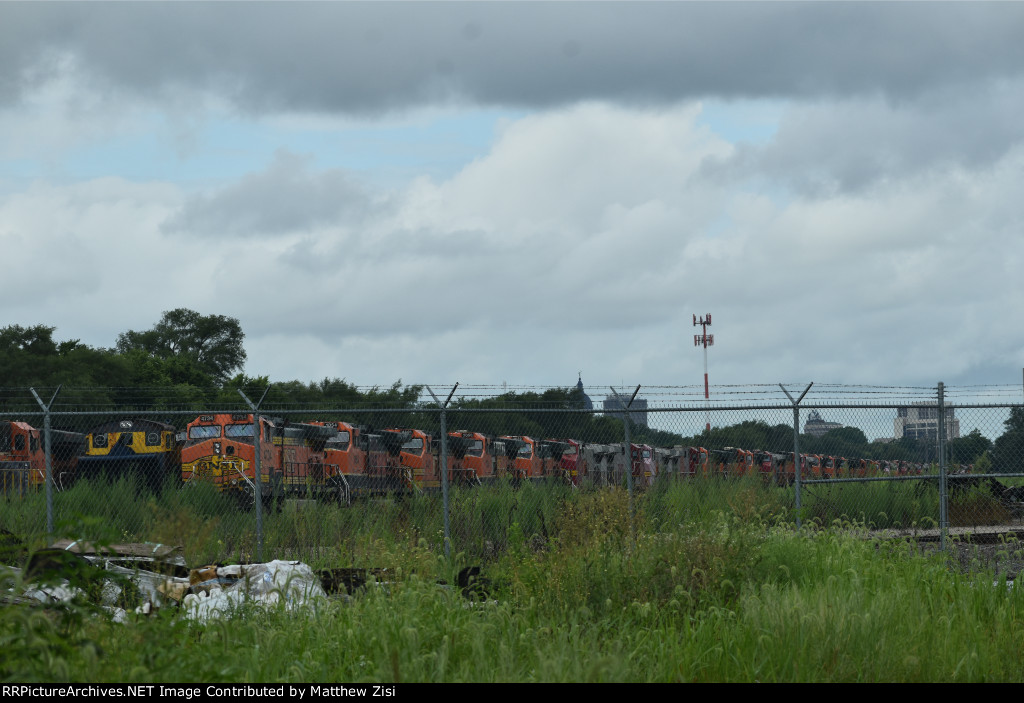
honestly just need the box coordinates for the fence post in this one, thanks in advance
[610,386,640,539]
[938,381,948,552]
[780,383,813,529]
[239,387,271,562]
[30,386,61,536]
[426,384,458,560]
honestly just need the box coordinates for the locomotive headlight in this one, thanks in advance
[214,442,221,455]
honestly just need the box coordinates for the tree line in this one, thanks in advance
[2,311,1021,470]
[0,310,419,412]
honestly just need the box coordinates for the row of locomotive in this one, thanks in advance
[177,413,659,502]
[175,413,944,500]
[0,414,661,500]
[2,414,944,500]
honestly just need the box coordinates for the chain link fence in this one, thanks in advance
[2,382,1022,566]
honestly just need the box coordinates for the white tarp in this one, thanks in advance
[4,548,326,624]
[183,560,327,622]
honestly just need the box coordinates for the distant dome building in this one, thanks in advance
[575,374,594,411]
[804,410,843,437]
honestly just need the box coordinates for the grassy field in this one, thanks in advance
[4,477,1024,682]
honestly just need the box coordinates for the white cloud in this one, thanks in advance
[162,150,380,238]
[3,92,1023,390]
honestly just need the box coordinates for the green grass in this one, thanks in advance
[799,480,940,529]
[5,477,1024,681]
[5,473,1010,562]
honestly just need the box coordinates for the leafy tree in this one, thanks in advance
[116,309,246,385]
[975,451,993,473]
[0,324,131,401]
[804,426,871,460]
[990,407,1024,472]
[676,421,792,454]
[822,426,869,446]
[1005,407,1024,433]
[447,388,630,443]
[948,429,992,465]
[0,324,59,357]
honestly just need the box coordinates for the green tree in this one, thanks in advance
[948,428,993,466]
[0,324,59,357]
[0,324,132,400]
[0,324,60,388]
[990,407,1024,472]
[116,309,246,385]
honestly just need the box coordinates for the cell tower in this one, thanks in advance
[693,313,713,433]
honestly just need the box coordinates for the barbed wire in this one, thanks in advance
[0,382,1021,412]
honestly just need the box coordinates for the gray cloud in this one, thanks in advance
[162,150,377,237]
[5,3,1024,114]
[5,21,1024,393]
[137,100,1024,388]
[701,80,1024,196]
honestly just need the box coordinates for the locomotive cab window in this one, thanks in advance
[332,431,351,450]
[225,424,254,438]
[14,435,26,452]
[466,440,483,456]
[401,437,424,455]
[189,425,221,440]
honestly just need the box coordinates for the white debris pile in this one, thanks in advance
[183,560,327,622]
[4,536,332,623]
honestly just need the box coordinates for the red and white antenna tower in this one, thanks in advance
[693,313,714,432]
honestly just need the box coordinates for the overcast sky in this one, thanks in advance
[2,2,1023,401]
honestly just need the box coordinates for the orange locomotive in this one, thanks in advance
[320,424,517,497]
[181,413,336,500]
[319,421,366,477]
[0,421,85,494]
[323,423,466,498]
[499,435,548,482]
[538,440,574,482]
[316,423,413,499]
[393,428,441,491]
[447,430,513,485]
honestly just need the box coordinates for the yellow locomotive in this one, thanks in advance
[78,418,181,491]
